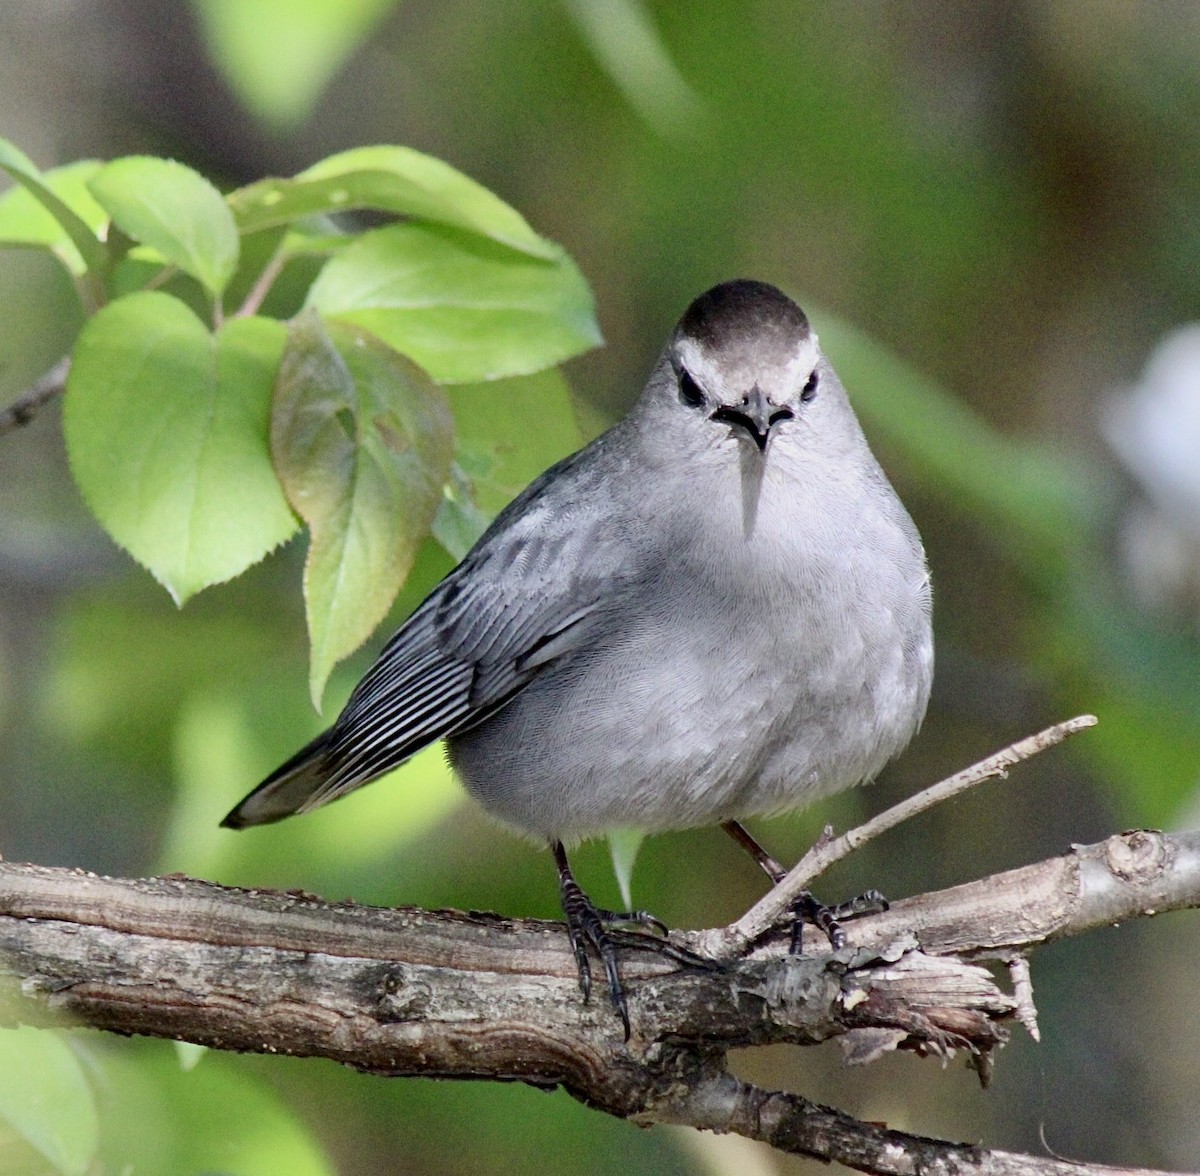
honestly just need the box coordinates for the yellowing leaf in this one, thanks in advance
[273,312,454,706]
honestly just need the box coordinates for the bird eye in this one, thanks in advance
[678,369,706,408]
[801,370,819,402]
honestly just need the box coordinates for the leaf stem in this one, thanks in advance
[236,243,288,319]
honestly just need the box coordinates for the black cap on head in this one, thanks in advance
[678,280,810,350]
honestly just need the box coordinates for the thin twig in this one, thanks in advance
[0,356,70,435]
[236,243,287,318]
[143,263,180,293]
[712,714,1098,954]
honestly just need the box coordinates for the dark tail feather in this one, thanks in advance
[221,728,337,829]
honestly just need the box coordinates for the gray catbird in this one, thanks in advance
[223,279,934,1035]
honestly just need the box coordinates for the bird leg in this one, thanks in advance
[721,818,788,882]
[720,820,888,952]
[552,840,674,1040]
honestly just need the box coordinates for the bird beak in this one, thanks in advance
[711,385,791,453]
[743,386,773,442]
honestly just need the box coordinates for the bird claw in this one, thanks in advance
[558,874,633,1038]
[594,907,669,938]
[554,841,718,1040]
[788,888,890,954]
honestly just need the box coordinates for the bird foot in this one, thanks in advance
[592,906,669,936]
[788,887,889,953]
[552,841,715,1039]
[556,860,637,1039]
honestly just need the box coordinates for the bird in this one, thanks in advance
[222,279,934,1037]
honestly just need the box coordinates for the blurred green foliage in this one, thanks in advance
[191,0,395,130]
[2,1,1200,1173]
[0,1028,98,1176]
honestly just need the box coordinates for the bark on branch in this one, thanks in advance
[2,827,1199,1175]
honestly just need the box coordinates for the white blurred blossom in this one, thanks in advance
[1106,326,1200,620]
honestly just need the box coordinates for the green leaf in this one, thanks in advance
[430,371,584,559]
[607,828,646,910]
[229,145,556,259]
[173,1041,208,1072]
[0,1027,99,1176]
[307,222,602,383]
[273,312,454,706]
[0,158,109,274]
[191,0,394,131]
[0,138,109,280]
[280,219,353,259]
[443,369,585,515]
[88,156,239,297]
[431,462,493,560]
[64,292,298,603]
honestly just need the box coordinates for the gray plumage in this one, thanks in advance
[224,280,933,857]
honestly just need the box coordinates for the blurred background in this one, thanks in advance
[3,1,1200,1172]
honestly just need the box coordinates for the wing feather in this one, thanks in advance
[224,429,649,826]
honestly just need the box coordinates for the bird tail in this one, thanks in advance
[220,728,337,829]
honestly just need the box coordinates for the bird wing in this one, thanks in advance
[266,441,640,815]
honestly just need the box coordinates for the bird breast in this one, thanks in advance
[448,439,932,843]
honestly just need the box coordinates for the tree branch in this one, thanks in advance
[2,827,1199,1174]
[0,356,70,435]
